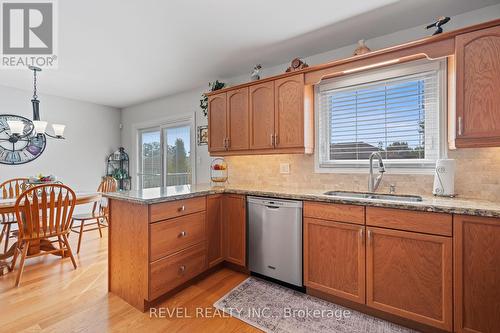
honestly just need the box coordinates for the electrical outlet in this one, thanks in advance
[280,163,290,174]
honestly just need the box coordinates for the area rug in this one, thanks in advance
[214,277,417,333]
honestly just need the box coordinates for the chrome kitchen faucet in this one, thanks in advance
[368,152,386,193]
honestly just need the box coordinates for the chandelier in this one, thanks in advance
[0,66,65,165]
[7,66,65,139]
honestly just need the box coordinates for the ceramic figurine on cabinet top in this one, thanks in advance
[250,64,262,81]
[353,39,371,56]
[426,16,451,35]
[285,58,308,72]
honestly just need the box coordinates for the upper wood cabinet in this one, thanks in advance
[304,217,365,304]
[454,215,500,333]
[249,81,275,150]
[208,74,313,156]
[208,93,227,152]
[227,88,250,151]
[366,227,452,331]
[274,75,306,149]
[455,25,500,148]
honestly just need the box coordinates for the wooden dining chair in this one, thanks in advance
[11,184,77,286]
[71,177,117,253]
[0,178,29,254]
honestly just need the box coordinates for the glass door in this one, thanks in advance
[138,119,194,189]
[163,125,192,186]
[138,128,162,189]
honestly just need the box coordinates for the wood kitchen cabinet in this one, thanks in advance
[208,89,250,152]
[455,25,500,147]
[208,93,227,152]
[208,74,313,155]
[454,215,500,333]
[274,74,309,149]
[206,195,224,267]
[222,194,246,266]
[304,218,365,304]
[108,196,208,311]
[249,81,275,150]
[366,226,453,331]
[227,88,250,151]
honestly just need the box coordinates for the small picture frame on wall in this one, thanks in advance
[197,125,208,145]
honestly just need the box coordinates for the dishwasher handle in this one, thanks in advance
[266,205,280,209]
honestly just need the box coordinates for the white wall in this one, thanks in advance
[121,4,500,189]
[0,85,121,193]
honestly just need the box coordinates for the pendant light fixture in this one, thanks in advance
[5,66,66,139]
[0,66,65,164]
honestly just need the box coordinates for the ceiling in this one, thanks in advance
[0,0,498,108]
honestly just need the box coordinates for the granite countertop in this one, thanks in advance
[103,184,500,218]
[103,184,222,204]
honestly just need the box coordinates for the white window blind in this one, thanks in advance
[318,61,443,170]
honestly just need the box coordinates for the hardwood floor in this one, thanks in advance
[0,230,259,333]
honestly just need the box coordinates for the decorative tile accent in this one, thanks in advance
[225,148,500,201]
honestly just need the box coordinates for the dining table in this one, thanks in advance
[0,192,101,274]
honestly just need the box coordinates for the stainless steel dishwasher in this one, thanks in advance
[247,196,303,287]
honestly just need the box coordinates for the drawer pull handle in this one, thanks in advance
[179,231,187,238]
[179,265,186,274]
[178,205,185,212]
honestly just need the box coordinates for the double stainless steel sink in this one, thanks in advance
[324,191,423,202]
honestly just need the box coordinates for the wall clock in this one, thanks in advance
[0,114,46,165]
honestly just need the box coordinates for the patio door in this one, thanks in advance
[138,119,194,189]
[162,124,192,186]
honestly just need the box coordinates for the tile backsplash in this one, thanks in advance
[224,148,500,201]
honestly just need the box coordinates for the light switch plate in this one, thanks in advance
[280,163,290,174]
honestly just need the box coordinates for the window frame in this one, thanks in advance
[314,59,448,174]
[135,114,196,189]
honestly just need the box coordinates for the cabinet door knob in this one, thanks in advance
[458,116,463,136]
[179,231,187,238]
[178,205,185,212]
[179,265,186,274]
[270,134,275,147]
[274,134,278,146]
[360,229,364,245]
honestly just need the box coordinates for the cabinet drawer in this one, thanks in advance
[150,211,206,261]
[150,196,206,222]
[149,243,207,300]
[366,207,452,236]
[304,201,365,225]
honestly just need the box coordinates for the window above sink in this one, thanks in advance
[315,59,448,174]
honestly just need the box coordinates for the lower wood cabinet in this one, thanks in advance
[222,194,246,266]
[366,227,453,331]
[304,218,365,304]
[207,195,224,267]
[454,215,500,333]
[149,242,207,300]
